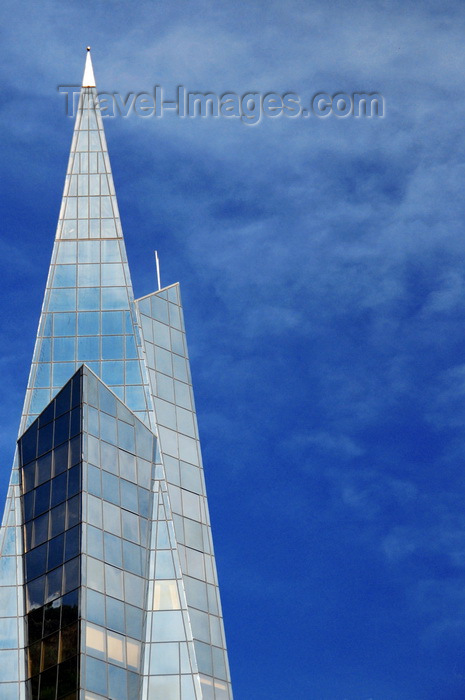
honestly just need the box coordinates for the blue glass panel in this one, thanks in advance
[78,240,100,263]
[39,338,52,362]
[101,287,128,310]
[87,526,104,562]
[118,422,135,453]
[150,642,179,674]
[151,611,185,642]
[30,389,50,415]
[77,336,100,362]
[122,540,142,576]
[102,311,123,335]
[108,664,128,700]
[78,287,100,310]
[102,336,124,360]
[195,641,214,676]
[0,650,19,682]
[101,265,125,286]
[85,655,108,695]
[120,480,138,512]
[0,618,17,649]
[125,361,141,384]
[52,363,75,389]
[48,288,76,312]
[0,588,16,611]
[78,311,100,335]
[99,384,117,416]
[101,219,117,237]
[78,264,100,287]
[54,313,77,336]
[53,337,75,362]
[102,361,124,386]
[100,413,117,445]
[53,265,77,288]
[35,363,51,388]
[42,313,53,337]
[125,386,146,411]
[101,239,120,262]
[125,336,138,359]
[87,465,101,496]
[56,241,77,263]
[104,532,122,568]
[106,596,125,634]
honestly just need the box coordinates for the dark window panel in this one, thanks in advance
[30,674,40,700]
[63,557,80,594]
[53,443,69,478]
[43,600,62,637]
[67,464,81,499]
[59,622,78,663]
[64,526,80,562]
[39,664,58,699]
[50,502,66,539]
[38,423,54,458]
[34,512,50,548]
[24,489,35,522]
[71,371,81,408]
[42,631,59,671]
[51,472,67,509]
[39,401,55,428]
[55,382,72,418]
[70,407,81,437]
[28,640,42,679]
[61,589,79,627]
[27,574,45,612]
[69,436,81,467]
[54,412,70,448]
[26,542,47,582]
[25,521,34,551]
[21,424,38,465]
[37,452,53,487]
[57,655,79,696]
[47,533,65,572]
[23,462,37,492]
[28,607,44,645]
[34,481,51,518]
[66,495,80,530]
[46,565,63,604]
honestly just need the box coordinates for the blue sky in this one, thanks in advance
[1,1,465,698]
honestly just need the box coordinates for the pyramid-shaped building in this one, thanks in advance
[0,50,233,700]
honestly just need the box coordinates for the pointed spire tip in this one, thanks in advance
[82,47,96,88]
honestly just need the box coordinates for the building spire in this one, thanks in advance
[82,46,96,87]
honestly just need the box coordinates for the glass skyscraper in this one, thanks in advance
[0,49,232,700]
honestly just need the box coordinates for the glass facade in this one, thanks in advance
[136,287,232,699]
[19,372,82,700]
[0,51,232,699]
